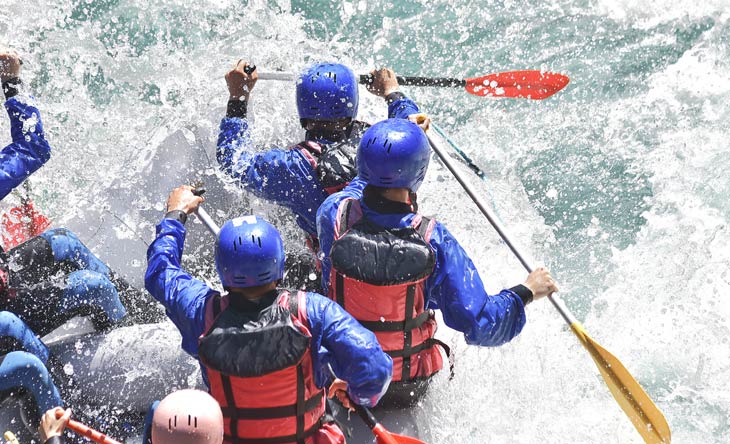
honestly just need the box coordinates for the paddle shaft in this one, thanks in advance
[67,420,123,444]
[425,131,575,324]
[257,71,465,88]
[195,207,220,236]
[353,404,401,444]
[53,411,123,444]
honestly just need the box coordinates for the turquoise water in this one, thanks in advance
[2,0,729,442]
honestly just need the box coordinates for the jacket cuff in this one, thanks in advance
[226,98,247,118]
[164,210,188,225]
[509,284,533,306]
[385,91,406,105]
[44,436,65,444]
[2,77,21,99]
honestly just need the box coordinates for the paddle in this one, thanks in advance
[424,127,671,444]
[353,404,426,444]
[256,69,569,100]
[54,410,123,444]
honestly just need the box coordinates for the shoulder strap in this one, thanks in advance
[295,141,321,170]
[334,198,361,240]
[416,215,436,242]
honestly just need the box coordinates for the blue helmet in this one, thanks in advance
[215,215,285,288]
[296,63,358,121]
[357,119,431,192]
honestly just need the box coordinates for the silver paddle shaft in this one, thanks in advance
[427,125,577,326]
[195,207,220,236]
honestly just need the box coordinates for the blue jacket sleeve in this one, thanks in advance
[426,223,527,346]
[305,292,392,408]
[388,95,420,119]
[216,117,326,208]
[316,176,367,293]
[0,97,52,200]
[144,218,217,357]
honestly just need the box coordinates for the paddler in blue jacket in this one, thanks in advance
[0,48,158,337]
[145,185,392,444]
[317,118,559,408]
[0,310,64,431]
[216,60,419,289]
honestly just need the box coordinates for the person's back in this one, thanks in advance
[216,62,420,288]
[145,186,393,444]
[317,118,559,407]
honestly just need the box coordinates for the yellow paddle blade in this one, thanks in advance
[3,431,19,444]
[570,323,671,443]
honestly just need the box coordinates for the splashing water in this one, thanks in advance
[1,0,729,443]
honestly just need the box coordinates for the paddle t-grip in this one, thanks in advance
[244,64,257,75]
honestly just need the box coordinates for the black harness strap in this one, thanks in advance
[296,365,306,444]
[224,419,323,444]
[212,295,222,318]
[401,284,415,380]
[219,391,324,419]
[221,375,239,444]
[335,274,345,307]
[357,310,431,332]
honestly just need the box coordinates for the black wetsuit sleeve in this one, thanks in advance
[226,98,248,118]
[384,91,406,105]
[509,284,534,306]
[164,210,188,225]
[2,77,21,99]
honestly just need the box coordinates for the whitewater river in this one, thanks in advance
[1,0,728,443]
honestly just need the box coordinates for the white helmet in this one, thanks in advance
[151,390,224,444]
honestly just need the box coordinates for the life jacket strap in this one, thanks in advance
[219,391,324,420]
[223,417,324,444]
[357,310,432,332]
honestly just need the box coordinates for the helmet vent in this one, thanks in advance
[385,140,393,153]
[251,235,262,247]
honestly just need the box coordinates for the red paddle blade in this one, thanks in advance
[373,424,427,444]
[1,200,51,249]
[465,70,570,99]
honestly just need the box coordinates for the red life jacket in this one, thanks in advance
[295,120,368,197]
[327,199,446,386]
[199,291,341,444]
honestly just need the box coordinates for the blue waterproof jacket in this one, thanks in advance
[317,178,527,347]
[216,97,420,237]
[144,218,393,407]
[0,97,52,200]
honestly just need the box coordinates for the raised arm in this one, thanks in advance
[144,186,214,357]
[0,49,52,200]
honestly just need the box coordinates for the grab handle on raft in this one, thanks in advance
[424,127,671,444]
[54,411,123,444]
